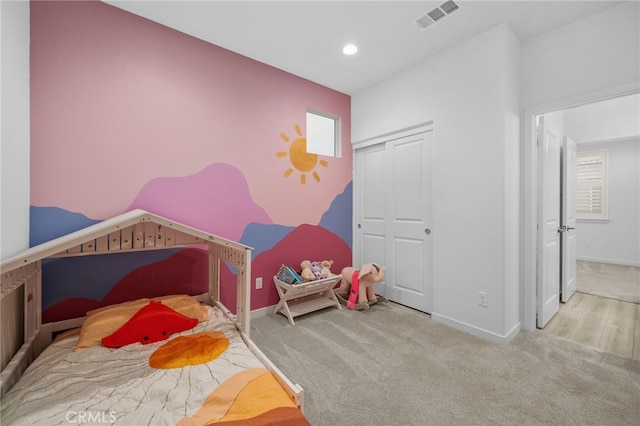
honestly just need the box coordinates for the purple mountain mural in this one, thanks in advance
[127,163,272,241]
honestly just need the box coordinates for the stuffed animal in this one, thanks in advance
[300,260,315,282]
[320,260,335,278]
[300,259,336,282]
[310,261,323,279]
[335,263,386,310]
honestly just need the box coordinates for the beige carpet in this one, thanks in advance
[251,301,640,426]
[576,261,640,304]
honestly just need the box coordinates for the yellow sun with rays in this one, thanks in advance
[276,124,329,184]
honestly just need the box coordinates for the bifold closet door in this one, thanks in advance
[354,130,433,313]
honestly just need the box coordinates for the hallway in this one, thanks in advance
[542,291,640,361]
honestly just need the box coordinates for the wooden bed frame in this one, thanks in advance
[0,209,303,409]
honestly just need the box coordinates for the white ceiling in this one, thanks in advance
[104,1,625,95]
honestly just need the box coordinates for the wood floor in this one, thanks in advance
[542,291,640,361]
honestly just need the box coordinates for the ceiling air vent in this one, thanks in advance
[440,0,460,15]
[414,14,435,30]
[427,7,446,22]
[414,0,461,30]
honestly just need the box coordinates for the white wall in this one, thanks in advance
[521,1,640,108]
[1,1,30,261]
[575,139,640,266]
[352,24,521,343]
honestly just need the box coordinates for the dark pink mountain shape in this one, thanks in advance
[246,224,353,310]
[43,248,209,323]
[127,163,272,242]
[100,248,208,306]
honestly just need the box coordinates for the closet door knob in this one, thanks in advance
[425,228,431,235]
[357,224,362,228]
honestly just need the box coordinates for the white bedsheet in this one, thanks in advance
[1,306,265,425]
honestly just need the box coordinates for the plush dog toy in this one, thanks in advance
[335,263,386,310]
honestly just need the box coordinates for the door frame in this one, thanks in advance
[522,82,639,332]
[352,121,433,151]
[561,135,578,303]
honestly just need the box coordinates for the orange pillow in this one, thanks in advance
[101,301,198,348]
[149,331,229,369]
[75,295,209,350]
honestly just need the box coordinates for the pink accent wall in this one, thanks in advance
[30,0,351,227]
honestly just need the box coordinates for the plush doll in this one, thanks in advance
[320,260,335,278]
[335,263,386,310]
[300,260,315,282]
[310,261,323,279]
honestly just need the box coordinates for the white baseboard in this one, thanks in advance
[251,305,275,320]
[577,256,640,267]
[431,313,521,345]
[253,303,524,345]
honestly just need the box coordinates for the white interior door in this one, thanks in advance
[537,116,561,328]
[354,129,433,313]
[561,136,577,302]
[385,131,432,313]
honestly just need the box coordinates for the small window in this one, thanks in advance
[576,150,608,220]
[306,110,340,157]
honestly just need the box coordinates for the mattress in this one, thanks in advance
[1,305,306,425]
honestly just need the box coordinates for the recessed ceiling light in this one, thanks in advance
[342,44,358,55]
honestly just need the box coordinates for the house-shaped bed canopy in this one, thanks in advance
[0,209,253,396]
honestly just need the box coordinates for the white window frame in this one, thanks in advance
[306,109,341,157]
[576,149,609,220]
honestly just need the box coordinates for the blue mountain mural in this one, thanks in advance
[319,181,352,247]
[30,206,101,246]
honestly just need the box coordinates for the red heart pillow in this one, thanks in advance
[101,301,198,348]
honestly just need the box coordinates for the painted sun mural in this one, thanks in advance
[276,124,329,184]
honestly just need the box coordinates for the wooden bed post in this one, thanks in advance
[209,243,218,305]
[237,247,251,336]
[36,260,42,345]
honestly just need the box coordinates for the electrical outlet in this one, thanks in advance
[479,291,488,307]
[256,277,263,290]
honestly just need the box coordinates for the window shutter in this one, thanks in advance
[576,150,608,220]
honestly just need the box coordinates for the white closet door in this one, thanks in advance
[385,131,433,312]
[354,144,387,270]
[354,129,433,313]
